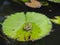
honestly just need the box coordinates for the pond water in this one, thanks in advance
[0,0,60,45]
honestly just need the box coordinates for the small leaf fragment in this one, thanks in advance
[41,2,49,6]
[51,16,60,24]
[48,0,60,3]
[21,0,30,2]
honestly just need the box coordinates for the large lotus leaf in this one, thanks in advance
[48,0,60,3]
[2,12,52,41]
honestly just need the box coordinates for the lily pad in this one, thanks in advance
[2,12,52,41]
[51,16,60,24]
[48,0,60,3]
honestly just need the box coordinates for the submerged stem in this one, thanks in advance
[24,14,32,31]
[0,34,10,43]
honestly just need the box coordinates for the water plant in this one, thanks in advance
[51,16,60,24]
[2,12,52,41]
[13,0,60,8]
[48,0,60,3]
[0,0,60,45]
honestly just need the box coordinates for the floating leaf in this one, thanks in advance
[51,16,60,24]
[12,0,29,3]
[25,0,42,8]
[21,0,30,2]
[48,0,60,3]
[41,2,49,6]
[2,12,52,41]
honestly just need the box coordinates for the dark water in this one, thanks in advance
[0,0,60,45]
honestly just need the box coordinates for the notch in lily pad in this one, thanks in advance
[2,12,52,41]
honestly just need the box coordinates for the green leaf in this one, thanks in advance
[13,0,29,3]
[41,2,49,6]
[21,0,30,2]
[0,22,2,25]
[3,12,26,39]
[51,16,60,24]
[16,0,29,2]
[26,12,52,40]
[48,0,60,3]
[2,12,52,41]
